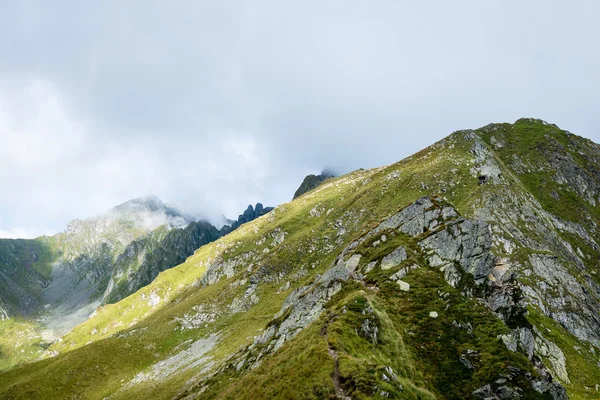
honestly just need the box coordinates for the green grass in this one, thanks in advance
[528,308,600,399]
[0,319,47,371]
[0,118,598,399]
[477,118,600,227]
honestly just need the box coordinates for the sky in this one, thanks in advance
[1,1,599,238]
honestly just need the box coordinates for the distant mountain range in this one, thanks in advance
[0,197,272,349]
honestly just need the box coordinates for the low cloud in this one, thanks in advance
[0,227,52,240]
[0,79,274,237]
[0,2,599,237]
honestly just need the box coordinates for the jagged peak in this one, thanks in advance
[293,169,338,199]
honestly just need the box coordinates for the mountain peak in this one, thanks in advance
[2,120,599,399]
[293,170,337,199]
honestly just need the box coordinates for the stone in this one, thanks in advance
[534,331,570,384]
[360,318,379,344]
[390,264,419,281]
[257,260,353,354]
[345,254,362,272]
[396,280,410,291]
[381,246,407,270]
[363,261,377,274]
[500,328,535,359]
[472,384,492,399]
[429,311,438,318]
[496,385,520,399]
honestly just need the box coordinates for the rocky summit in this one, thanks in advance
[0,118,599,399]
[293,169,337,199]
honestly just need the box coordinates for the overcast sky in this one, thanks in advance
[1,1,599,238]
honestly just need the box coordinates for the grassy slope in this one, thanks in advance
[476,118,600,229]
[0,119,598,399]
[199,227,546,400]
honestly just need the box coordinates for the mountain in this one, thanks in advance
[102,203,273,304]
[292,169,336,199]
[0,195,197,369]
[0,197,274,370]
[0,237,56,317]
[220,203,274,234]
[0,196,187,315]
[101,221,221,304]
[0,119,599,399]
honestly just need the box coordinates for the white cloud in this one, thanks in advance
[0,1,599,237]
[0,79,274,237]
[0,80,85,175]
[0,227,51,239]
[0,79,173,235]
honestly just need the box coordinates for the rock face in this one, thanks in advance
[103,204,273,304]
[102,221,221,304]
[380,246,407,270]
[0,237,54,316]
[420,218,494,285]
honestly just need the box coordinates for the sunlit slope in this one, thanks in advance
[1,119,598,399]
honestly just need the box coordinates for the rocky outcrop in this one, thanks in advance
[525,254,600,347]
[293,170,336,199]
[420,218,494,286]
[500,326,570,385]
[462,129,600,351]
[102,221,221,304]
[245,258,354,367]
[220,203,273,234]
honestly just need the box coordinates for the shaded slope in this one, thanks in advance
[102,222,221,304]
[102,204,272,304]
[0,237,57,316]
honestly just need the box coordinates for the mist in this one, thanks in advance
[1,1,599,238]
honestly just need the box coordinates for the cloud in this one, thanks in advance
[0,1,599,237]
[0,228,39,240]
[0,78,273,237]
[0,80,168,231]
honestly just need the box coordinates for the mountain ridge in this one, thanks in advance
[0,197,274,366]
[0,118,599,399]
[293,170,337,199]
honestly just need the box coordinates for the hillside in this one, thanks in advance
[0,197,271,371]
[0,119,599,399]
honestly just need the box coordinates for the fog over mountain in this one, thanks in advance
[1,1,599,238]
